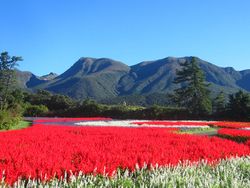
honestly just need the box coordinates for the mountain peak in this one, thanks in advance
[16,56,250,100]
[58,57,130,80]
[40,72,58,80]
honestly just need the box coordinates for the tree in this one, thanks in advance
[24,104,49,117]
[213,91,226,114]
[49,94,74,111]
[227,90,250,120]
[25,89,52,107]
[173,57,212,116]
[80,99,102,116]
[0,52,23,110]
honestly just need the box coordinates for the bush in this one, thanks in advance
[24,104,49,117]
[0,110,20,130]
[101,105,190,120]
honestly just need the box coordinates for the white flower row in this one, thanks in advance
[242,127,250,130]
[75,120,210,128]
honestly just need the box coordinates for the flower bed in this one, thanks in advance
[75,120,188,128]
[211,122,250,129]
[4,157,250,187]
[132,121,250,129]
[0,122,249,185]
[218,128,250,142]
[246,140,250,147]
[132,121,212,128]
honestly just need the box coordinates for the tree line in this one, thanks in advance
[172,57,250,121]
[0,53,250,129]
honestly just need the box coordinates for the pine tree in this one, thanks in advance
[213,91,226,114]
[173,57,212,116]
[0,52,22,110]
[227,90,250,120]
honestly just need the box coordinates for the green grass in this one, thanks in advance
[178,127,218,135]
[8,120,32,130]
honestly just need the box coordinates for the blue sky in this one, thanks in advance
[0,0,250,75]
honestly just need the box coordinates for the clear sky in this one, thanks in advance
[0,0,250,76]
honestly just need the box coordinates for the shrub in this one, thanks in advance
[0,110,20,130]
[24,104,49,117]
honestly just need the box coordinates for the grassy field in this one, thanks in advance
[8,120,32,130]
[178,127,218,135]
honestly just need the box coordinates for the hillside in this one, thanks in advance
[34,58,130,99]
[16,56,250,100]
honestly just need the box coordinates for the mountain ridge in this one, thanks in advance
[16,56,250,100]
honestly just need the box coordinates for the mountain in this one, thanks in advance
[34,58,130,99]
[15,70,46,89]
[16,56,250,100]
[40,72,58,80]
[15,71,58,89]
[237,70,250,91]
[117,57,247,96]
[117,57,182,95]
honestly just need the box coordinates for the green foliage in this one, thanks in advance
[213,91,226,113]
[50,94,74,111]
[100,93,172,107]
[0,110,20,130]
[25,90,52,107]
[178,127,218,135]
[0,52,23,130]
[173,57,212,116]
[19,87,249,121]
[24,90,76,113]
[102,105,189,120]
[227,90,250,120]
[8,121,31,130]
[24,104,49,117]
[58,98,189,120]
[79,99,103,116]
[0,89,25,130]
[0,51,23,110]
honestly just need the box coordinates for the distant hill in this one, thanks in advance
[16,56,250,100]
[15,70,46,89]
[40,72,58,81]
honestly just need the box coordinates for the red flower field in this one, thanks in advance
[218,128,250,139]
[212,121,250,129]
[1,118,250,184]
[246,140,250,147]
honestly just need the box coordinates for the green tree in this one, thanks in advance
[25,89,52,107]
[24,104,49,117]
[213,91,226,114]
[80,99,102,116]
[0,52,23,110]
[49,94,74,111]
[173,57,212,116]
[227,90,250,120]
